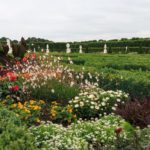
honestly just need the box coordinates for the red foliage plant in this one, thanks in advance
[115,99,150,128]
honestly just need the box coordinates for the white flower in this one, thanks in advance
[90,106,94,109]
[88,94,95,99]
[84,92,88,95]
[73,100,78,103]
[95,106,99,110]
[75,96,79,100]
[51,89,55,93]
[80,102,84,107]
[112,107,116,110]
[105,97,110,100]
[116,99,121,102]
[91,101,95,105]
[101,102,106,106]
[74,104,79,108]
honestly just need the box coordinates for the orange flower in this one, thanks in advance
[21,73,32,79]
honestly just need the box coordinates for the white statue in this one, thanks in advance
[34,48,36,53]
[103,44,107,54]
[125,46,128,53]
[46,44,49,54]
[66,43,71,53]
[41,48,44,52]
[79,45,83,53]
[7,39,13,54]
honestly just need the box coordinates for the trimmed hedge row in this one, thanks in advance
[1,37,150,53]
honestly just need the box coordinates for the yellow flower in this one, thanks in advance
[30,100,36,105]
[51,101,57,105]
[24,101,28,105]
[67,106,73,113]
[73,115,77,119]
[12,103,17,108]
[24,108,30,114]
[39,100,45,104]
[18,102,24,109]
[16,113,19,117]
[32,105,41,110]
[36,118,41,123]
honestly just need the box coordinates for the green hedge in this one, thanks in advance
[1,37,150,53]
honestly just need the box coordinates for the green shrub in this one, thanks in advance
[0,124,38,150]
[0,107,38,150]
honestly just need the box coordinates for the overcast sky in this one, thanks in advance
[0,0,150,42]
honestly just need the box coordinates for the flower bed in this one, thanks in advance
[0,52,150,149]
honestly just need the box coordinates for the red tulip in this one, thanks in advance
[22,57,28,62]
[10,85,19,92]
[7,72,17,81]
[16,61,21,65]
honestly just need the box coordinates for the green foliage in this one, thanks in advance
[61,53,150,99]
[0,106,21,128]
[29,79,80,104]
[50,102,77,125]
[0,106,38,150]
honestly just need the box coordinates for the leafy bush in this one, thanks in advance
[115,99,150,128]
[0,106,37,150]
[0,124,38,150]
[0,105,21,129]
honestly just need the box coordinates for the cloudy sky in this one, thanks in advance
[0,0,150,41]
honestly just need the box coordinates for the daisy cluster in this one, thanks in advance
[30,115,133,150]
[30,122,88,150]
[69,85,129,119]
